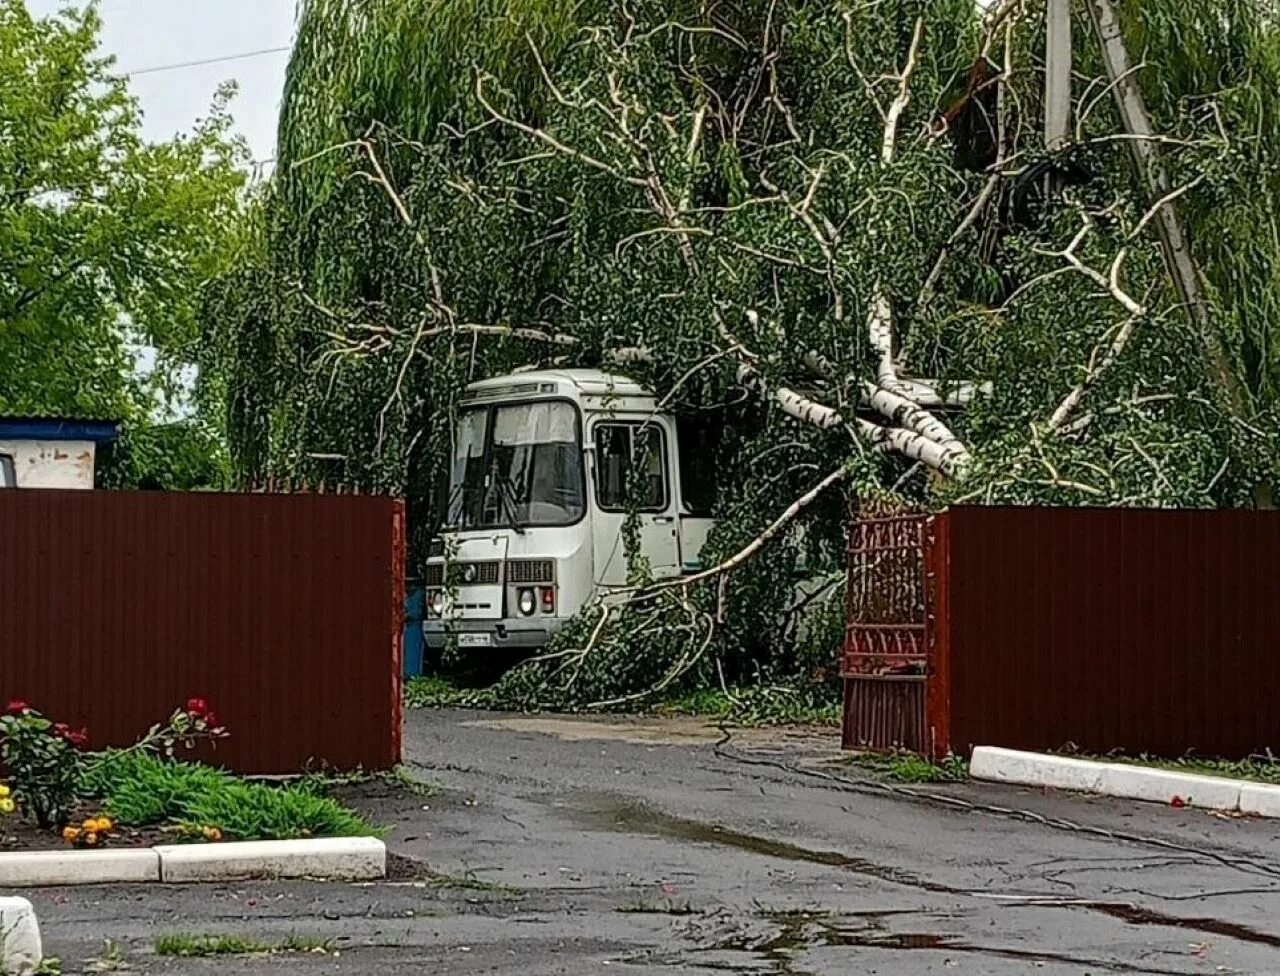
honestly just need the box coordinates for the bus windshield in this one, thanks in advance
[446,400,584,530]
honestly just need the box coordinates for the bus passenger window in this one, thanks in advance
[675,415,720,516]
[593,423,667,511]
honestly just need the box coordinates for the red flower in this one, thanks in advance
[5,700,29,716]
[203,711,220,729]
[50,723,90,749]
[1170,795,1187,809]
[185,698,209,717]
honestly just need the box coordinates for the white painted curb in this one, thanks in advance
[156,838,387,883]
[0,838,385,887]
[0,896,42,975]
[970,747,1108,793]
[1239,783,1280,818]
[0,849,160,888]
[971,746,1274,816]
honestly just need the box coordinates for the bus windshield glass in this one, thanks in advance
[446,401,584,529]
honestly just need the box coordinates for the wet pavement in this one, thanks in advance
[27,708,1280,974]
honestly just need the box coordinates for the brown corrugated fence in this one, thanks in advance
[927,507,1280,759]
[0,490,404,774]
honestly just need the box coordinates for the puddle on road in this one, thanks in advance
[710,911,1195,976]
[563,793,1280,956]
[564,794,953,893]
[1070,900,1280,948]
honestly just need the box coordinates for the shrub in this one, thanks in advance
[0,697,226,829]
[0,702,91,828]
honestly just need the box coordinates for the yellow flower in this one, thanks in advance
[0,798,13,814]
[62,826,81,843]
[0,784,11,798]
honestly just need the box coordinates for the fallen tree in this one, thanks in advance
[201,0,1280,707]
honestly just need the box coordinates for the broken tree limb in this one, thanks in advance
[802,350,989,408]
[605,346,655,365]
[862,382,970,464]
[864,424,971,478]
[638,465,853,592]
[735,361,970,478]
[918,174,1001,310]
[866,290,914,395]
[1047,310,1143,432]
[736,364,845,430]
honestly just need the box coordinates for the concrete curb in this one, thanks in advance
[0,849,159,888]
[157,837,386,884]
[971,746,1280,817]
[0,896,42,975]
[0,838,386,888]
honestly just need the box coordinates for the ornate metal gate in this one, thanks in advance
[841,508,933,752]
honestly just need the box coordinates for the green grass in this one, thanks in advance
[86,940,128,972]
[406,672,842,727]
[615,898,696,915]
[153,935,269,958]
[405,675,496,709]
[180,780,378,840]
[656,685,842,727]
[153,934,333,958]
[86,752,380,841]
[845,750,969,783]
[426,869,523,898]
[294,764,441,799]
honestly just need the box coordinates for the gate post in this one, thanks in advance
[924,511,952,761]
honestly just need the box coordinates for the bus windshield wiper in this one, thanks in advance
[444,480,478,529]
[491,468,526,535]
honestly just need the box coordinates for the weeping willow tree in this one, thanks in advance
[201,0,1279,707]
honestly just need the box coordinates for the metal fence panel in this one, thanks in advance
[938,506,1280,759]
[0,490,404,774]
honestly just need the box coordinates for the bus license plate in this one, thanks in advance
[457,633,492,648]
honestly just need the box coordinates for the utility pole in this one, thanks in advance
[1044,0,1072,151]
[1082,0,1246,420]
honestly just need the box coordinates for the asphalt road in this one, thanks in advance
[28,708,1280,974]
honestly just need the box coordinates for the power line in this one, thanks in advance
[120,45,292,78]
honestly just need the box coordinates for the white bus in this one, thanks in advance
[424,368,719,653]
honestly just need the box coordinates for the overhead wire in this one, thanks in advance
[119,45,293,78]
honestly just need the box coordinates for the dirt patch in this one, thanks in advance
[386,852,433,881]
[463,715,837,752]
[0,779,426,855]
[2,812,170,852]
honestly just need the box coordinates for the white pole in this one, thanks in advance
[1083,0,1243,417]
[1044,0,1072,151]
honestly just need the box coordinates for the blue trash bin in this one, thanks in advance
[404,585,425,678]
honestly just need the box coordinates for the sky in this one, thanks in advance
[26,0,298,168]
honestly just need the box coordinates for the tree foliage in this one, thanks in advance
[201,0,1280,705]
[1,1,245,486]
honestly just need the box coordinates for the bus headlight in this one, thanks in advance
[427,590,445,618]
[518,588,537,616]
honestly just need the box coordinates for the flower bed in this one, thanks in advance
[0,699,377,852]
